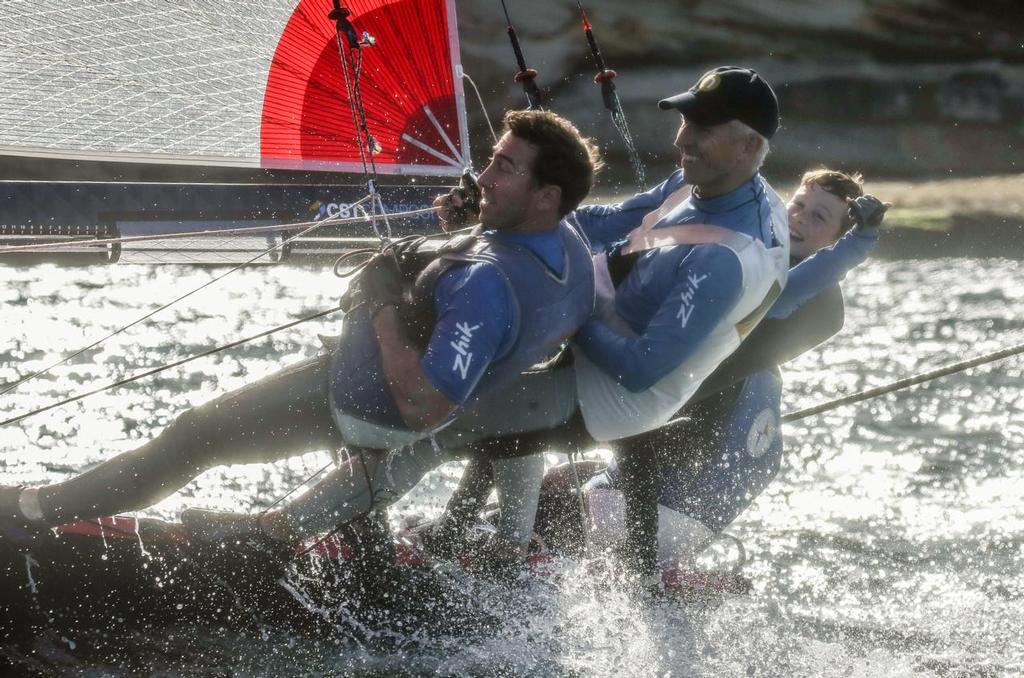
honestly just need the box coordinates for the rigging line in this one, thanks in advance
[654,338,1024,432]
[565,450,590,555]
[326,2,380,182]
[462,72,499,143]
[0,304,344,429]
[498,0,544,110]
[346,49,376,178]
[352,51,394,242]
[781,338,1024,423]
[259,459,336,514]
[0,203,439,255]
[350,47,381,181]
[0,201,391,397]
[331,3,373,180]
[329,3,386,241]
[256,335,1024,517]
[576,1,645,191]
[330,10,391,242]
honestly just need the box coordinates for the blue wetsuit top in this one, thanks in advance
[332,227,566,427]
[769,224,879,320]
[605,220,879,531]
[570,170,777,393]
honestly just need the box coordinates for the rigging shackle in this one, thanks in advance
[514,68,539,84]
[575,0,646,190]
[498,0,544,109]
[328,1,361,49]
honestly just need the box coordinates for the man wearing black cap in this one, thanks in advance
[396,66,792,574]
[657,66,779,195]
[564,64,791,577]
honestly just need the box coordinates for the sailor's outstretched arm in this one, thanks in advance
[691,286,845,403]
[569,170,685,251]
[770,224,879,319]
[771,195,887,319]
[574,244,744,392]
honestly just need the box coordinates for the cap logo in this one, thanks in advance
[697,73,720,92]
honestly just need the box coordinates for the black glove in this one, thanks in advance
[357,252,403,317]
[388,235,436,283]
[438,171,482,229]
[848,194,889,231]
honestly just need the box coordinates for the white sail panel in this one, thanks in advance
[0,0,468,175]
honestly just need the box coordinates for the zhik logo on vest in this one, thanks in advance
[677,271,709,328]
[450,322,481,380]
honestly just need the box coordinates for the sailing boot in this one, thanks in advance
[464,533,529,584]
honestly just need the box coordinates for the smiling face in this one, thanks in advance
[477,132,559,233]
[673,116,759,198]
[787,183,847,260]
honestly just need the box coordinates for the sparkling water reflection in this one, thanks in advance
[2,258,1022,676]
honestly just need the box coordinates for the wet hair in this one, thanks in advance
[502,110,604,217]
[800,168,865,233]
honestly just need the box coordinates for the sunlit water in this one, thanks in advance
[2,258,1022,676]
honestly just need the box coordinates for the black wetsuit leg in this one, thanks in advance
[610,384,742,574]
[533,459,605,556]
[38,354,342,523]
[615,435,662,576]
[427,458,494,556]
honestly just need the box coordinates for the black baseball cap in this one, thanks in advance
[658,66,780,139]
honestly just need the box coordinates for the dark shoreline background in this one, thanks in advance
[2,1,1021,261]
[593,173,1024,259]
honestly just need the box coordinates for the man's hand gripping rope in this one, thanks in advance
[433,171,482,232]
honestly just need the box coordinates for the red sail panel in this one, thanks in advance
[260,0,468,176]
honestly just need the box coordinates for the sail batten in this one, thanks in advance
[260,0,469,176]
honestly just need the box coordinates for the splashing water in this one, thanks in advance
[1,258,1022,675]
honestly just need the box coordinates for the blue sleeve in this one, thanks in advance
[569,170,686,252]
[420,262,514,405]
[574,245,744,392]
[768,226,879,319]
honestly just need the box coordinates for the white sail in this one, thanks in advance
[0,0,469,176]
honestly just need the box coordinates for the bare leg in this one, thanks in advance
[491,454,545,548]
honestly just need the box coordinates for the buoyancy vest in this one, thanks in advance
[689,283,844,404]
[574,182,790,442]
[398,223,595,419]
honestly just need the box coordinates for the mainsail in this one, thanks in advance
[262,0,469,175]
[0,0,469,177]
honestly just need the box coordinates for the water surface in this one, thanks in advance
[2,258,1022,676]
